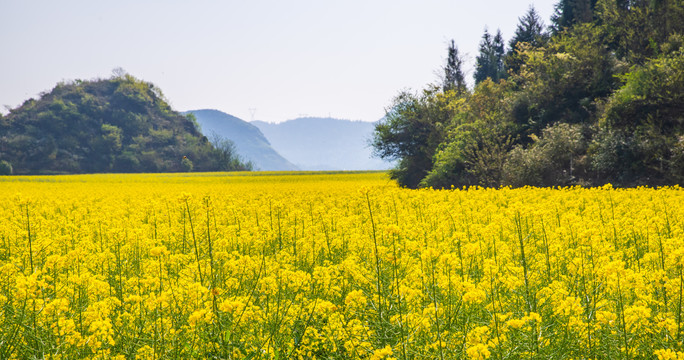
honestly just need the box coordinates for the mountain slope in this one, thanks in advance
[252,117,393,171]
[0,75,233,174]
[185,109,298,171]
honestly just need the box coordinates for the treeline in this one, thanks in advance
[0,72,252,175]
[373,0,683,188]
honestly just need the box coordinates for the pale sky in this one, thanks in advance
[0,0,557,123]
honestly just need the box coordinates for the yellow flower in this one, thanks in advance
[506,318,526,329]
[624,305,651,330]
[467,343,491,360]
[149,245,168,257]
[370,344,394,360]
[345,290,367,310]
[218,299,245,313]
[654,348,682,360]
[462,288,487,304]
[3,171,684,359]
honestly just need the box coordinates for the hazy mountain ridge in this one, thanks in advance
[184,109,298,171]
[252,117,393,171]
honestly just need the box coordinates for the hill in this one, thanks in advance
[0,74,250,174]
[184,109,298,171]
[371,2,683,188]
[252,117,393,171]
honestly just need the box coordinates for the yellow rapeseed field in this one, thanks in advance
[1,171,683,359]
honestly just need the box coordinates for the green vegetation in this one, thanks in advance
[373,0,684,188]
[0,160,12,175]
[207,132,254,172]
[0,73,252,174]
[474,29,506,84]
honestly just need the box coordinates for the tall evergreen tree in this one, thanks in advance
[506,6,549,74]
[509,6,547,53]
[551,0,597,32]
[493,30,505,72]
[443,40,466,93]
[475,30,493,84]
[474,29,506,84]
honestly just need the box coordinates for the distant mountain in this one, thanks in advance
[0,75,249,174]
[252,117,393,171]
[185,109,298,171]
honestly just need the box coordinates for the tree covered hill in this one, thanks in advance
[373,0,684,188]
[184,109,298,171]
[0,74,250,175]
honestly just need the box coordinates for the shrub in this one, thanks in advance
[0,160,12,175]
[181,156,194,172]
[503,123,586,187]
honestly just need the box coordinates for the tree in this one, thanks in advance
[508,24,617,138]
[551,0,597,32]
[474,29,506,84]
[493,30,506,76]
[372,87,458,188]
[590,48,684,184]
[208,132,254,171]
[0,160,12,175]
[509,6,548,53]
[371,40,467,188]
[596,0,684,65]
[443,40,466,93]
[423,79,514,188]
[503,123,587,186]
[507,6,549,74]
[181,156,194,172]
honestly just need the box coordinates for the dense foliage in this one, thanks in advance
[373,0,683,188]
[0,74,252,174]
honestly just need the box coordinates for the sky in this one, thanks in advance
[0,0,557,123]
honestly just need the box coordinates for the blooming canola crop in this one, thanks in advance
[0,172,683,359]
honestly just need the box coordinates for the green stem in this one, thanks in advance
[617,275,629,360]
[678,265,682,341]
[185,199,203,285]
[25,204,33,274]
[432,258,444,360]
[392,234,407,360]
[365,192,384,342]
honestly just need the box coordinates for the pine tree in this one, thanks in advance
[506,6,549,75]
[509,6,547,53]
[474,29,506,84]
[493,30,505,75]
[443,40,466,93]
[551,0,597,32]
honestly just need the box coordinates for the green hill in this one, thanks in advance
[0,74,249,174]
[185,109,298,171]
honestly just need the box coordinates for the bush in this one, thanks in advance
[590,48,684,185]
[0,160,12,175]
[209,133,253,172]
[670,136,684,184]
[423,122,512,188]
[589,126,684,186]
[422,79,515,188]
[503,123,586,187]
[181,156,194,172]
